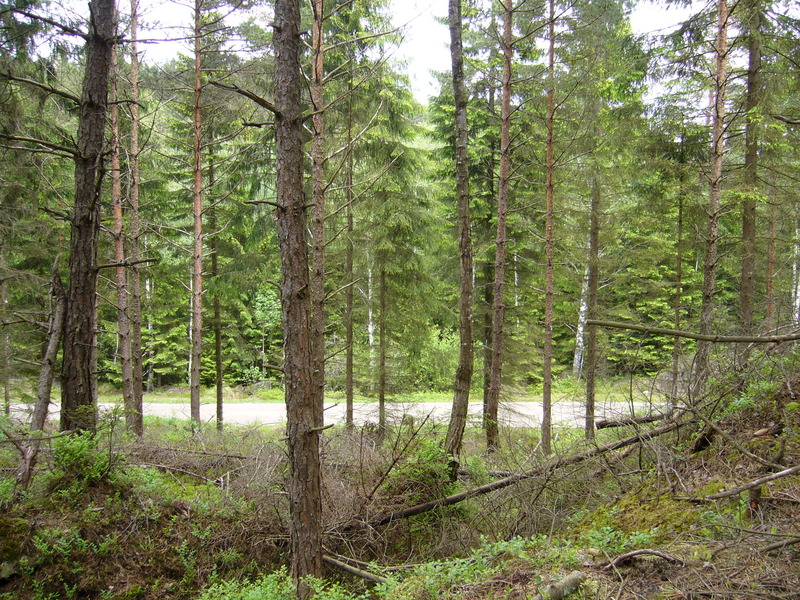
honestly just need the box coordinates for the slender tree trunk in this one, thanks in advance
[208,165,223,431]
[486,0,513,452]
[766,190,776,328]
[310,0,326,428]
[739,0,761,342]
[128,0,144,435]
[584,172,600,441]
[573,264,589,376]
[274,0,323,592]
[345,75,355,429]
[445,0,474,461]
[542,0,556,454]
[1,271,8,416]
[61,0,116,433]
[190,0,204,426]
[18,262,66,487]
[695,0,727,394]
[482,261,493,419]
[378,268,387,432]
[111,45,136,430]
[671,152,685,406]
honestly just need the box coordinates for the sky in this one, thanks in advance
[390,0,703,103]
[126,0,702,104]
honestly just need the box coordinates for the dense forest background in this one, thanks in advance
[1,0,799,409]
[2,1,800,598]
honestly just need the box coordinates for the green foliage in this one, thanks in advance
[198,567,366,600]
[45,431,118,496]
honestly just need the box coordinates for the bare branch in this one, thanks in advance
[587,319,800,344]
[209,81,280,116]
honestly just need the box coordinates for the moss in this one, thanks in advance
[611,495,699,539]
[0,517,28,563]
[573,494,701,545]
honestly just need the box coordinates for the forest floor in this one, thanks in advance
[1,365,799,600]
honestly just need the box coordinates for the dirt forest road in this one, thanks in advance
[33,399,658,429]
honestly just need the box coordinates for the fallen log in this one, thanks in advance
[322,554,387,584]
[371,419,688,526]
[596,414,665,429]
[534,570,584,600]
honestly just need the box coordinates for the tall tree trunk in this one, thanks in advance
[61,0,116,433]
[739,0,761,342]
[482,261,493,419]
[378,268,387,432]
[111,45,136,431]
[766,189,775,328]
[1,271,8,416]
[445,0,474,461]
[274,0,322,592]
[209,165,223,431]
[486,0,513,452]
[671,146,685,406]
[310,0,326,428]
[345,72,354,429]
[190,0,204,426]
[542,0,556,454]
[695,0,728,395]
[128,0,144,435]
[584,172,600,441]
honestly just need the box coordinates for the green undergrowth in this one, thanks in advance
[2,360,799,600]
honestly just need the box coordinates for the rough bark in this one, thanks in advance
[60,0,116,433]
[739,0,761,340]
[128,0,144,435]
[274,0,323,592]
[694,0,728,394]
[486,0,513,451]
[542,0,556,454]
[584,171,600,441]
[445,0,474,461]
[189,0,204,426]
[111,45,136,431]
[310,0,326,429]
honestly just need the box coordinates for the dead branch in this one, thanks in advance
[370,419,688,526]
[209,81,280,116]
[761,537,800,553]
[596,414,666,429]
[322,554,387,584]
[599,549,684,570]
[587,319,800,343]
[704,464,800,500]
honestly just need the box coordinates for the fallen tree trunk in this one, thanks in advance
[535,570,584,600]
[587,319,800,344]
[372,418,688,526]
[596,414,665,429]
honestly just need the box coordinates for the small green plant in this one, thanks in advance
[198,567,365,600]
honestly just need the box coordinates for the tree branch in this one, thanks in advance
[587,320,800,343]
[370,419,688,526]
[0,133,76,157]
[704,464,800,500]
[0,73,80,104]
[209,81,280,116]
